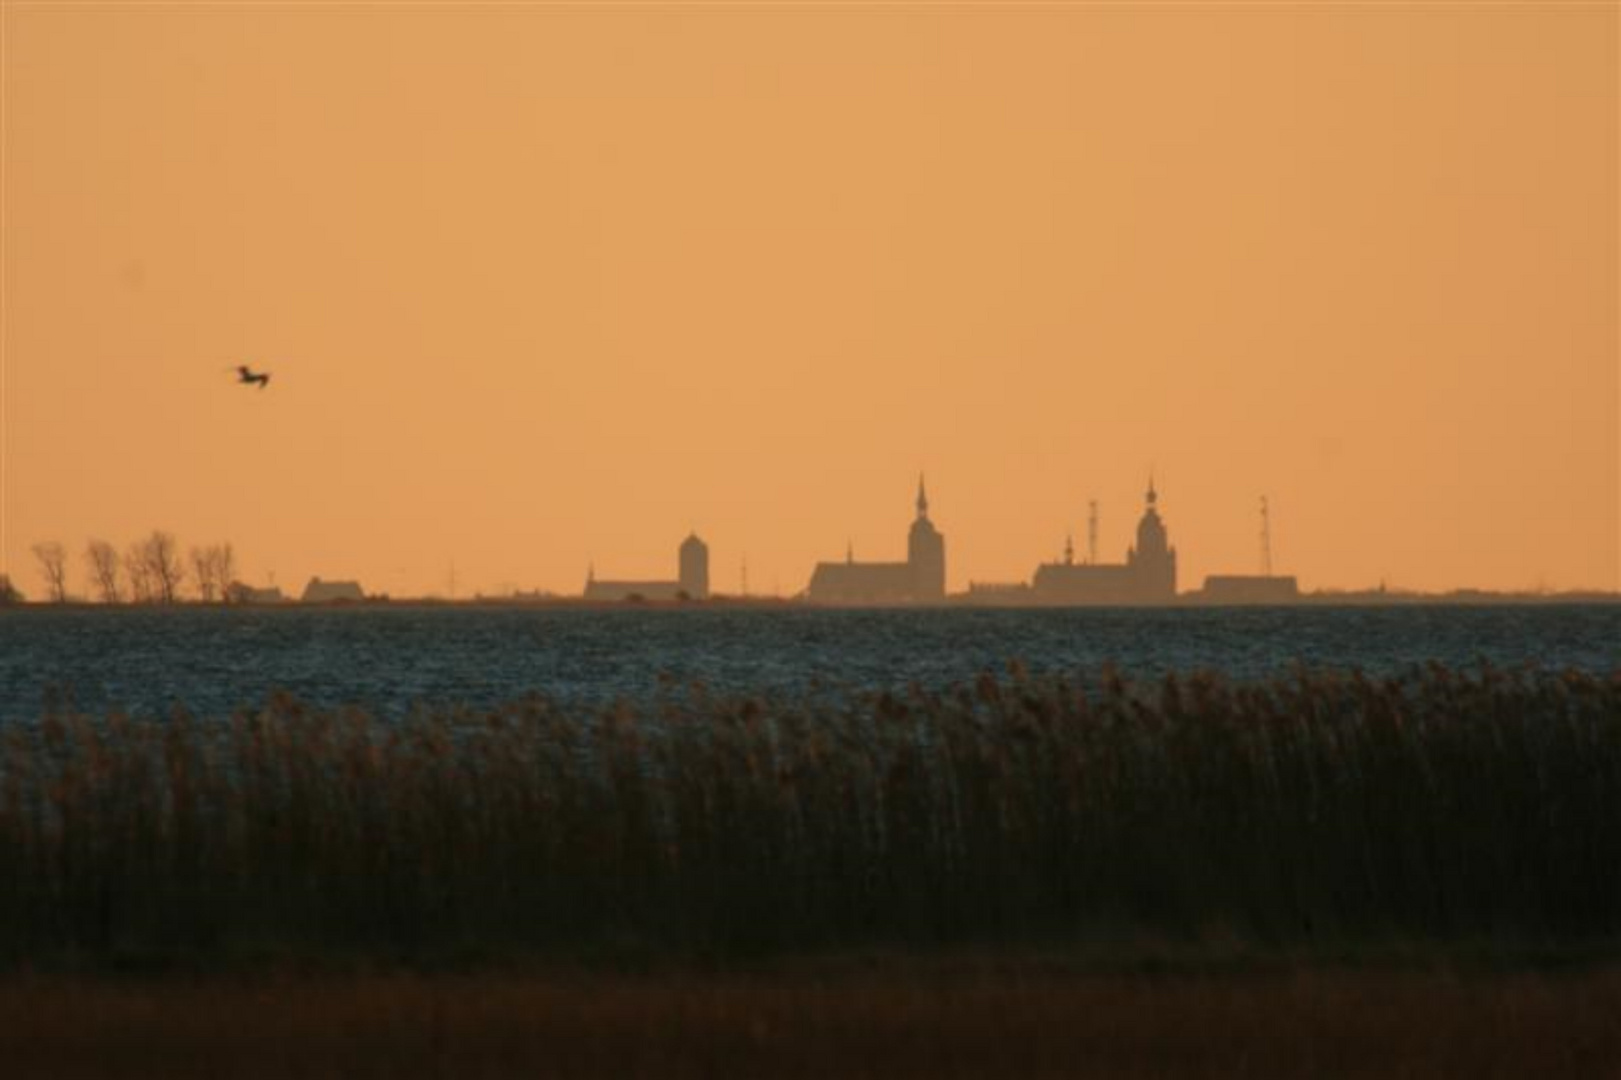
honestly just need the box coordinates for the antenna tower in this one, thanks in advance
[1260,496,1273,577]
[1087,500,1099,565]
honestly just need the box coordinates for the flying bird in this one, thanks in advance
[234,365,271,390]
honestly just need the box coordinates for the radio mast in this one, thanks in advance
[1260,496,1273,577]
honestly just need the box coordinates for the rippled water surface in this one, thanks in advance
[0,605,1615,720]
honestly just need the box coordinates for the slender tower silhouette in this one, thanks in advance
[679,533,709,599]
[907,474,946,601]
[1087,499,1098,565]
[1260,496,1273,577]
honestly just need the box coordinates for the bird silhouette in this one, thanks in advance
[234,365,271,389]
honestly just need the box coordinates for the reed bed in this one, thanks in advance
[0,663,1617,967]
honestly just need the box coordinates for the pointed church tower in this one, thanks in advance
[907,473,946,602]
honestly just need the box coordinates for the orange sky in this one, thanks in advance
[2,3,1616,598]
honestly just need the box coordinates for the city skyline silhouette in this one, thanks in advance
[12,469,1619,605]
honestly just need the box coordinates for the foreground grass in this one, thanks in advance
[2,963,1618,1079]
[1,663,1617,967]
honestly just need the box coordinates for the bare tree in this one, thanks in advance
[85,540,121,603]
[215,543,237,600]
[187,542,238,603]
[31,542,69,603]
[190,546,218,602]
[125,540,154,603]
[139,531,184,604]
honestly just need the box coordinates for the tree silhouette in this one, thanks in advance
[139,531,184,604]
[124,540,153,603]
[190,546,218,602]
[85,540,121,603]
[214,543,237,601]
[189,542,238,603]
[31,542,68,603]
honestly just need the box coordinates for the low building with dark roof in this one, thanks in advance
[226,581,286,604]
[301,577,365,603]
[1197,574,1300,604]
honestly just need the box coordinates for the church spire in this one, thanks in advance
[916,473,929,519]
[1146,469,1158,507]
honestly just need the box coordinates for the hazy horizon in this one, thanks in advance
[4,3,1616,599]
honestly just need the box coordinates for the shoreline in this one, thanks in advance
[2,593,1618,612]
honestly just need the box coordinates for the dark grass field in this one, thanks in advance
[4,961,1620,1079]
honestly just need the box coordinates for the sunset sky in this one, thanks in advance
[2,2,1616,598]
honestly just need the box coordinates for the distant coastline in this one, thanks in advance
[2,590,1616,611]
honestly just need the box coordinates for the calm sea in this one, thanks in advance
[0,605,1615,722]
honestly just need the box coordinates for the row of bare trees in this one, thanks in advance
[27,533,236,604]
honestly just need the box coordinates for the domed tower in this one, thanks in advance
[678,532,709,599]
[907,475,946,602]
[1126,476,1177,601]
